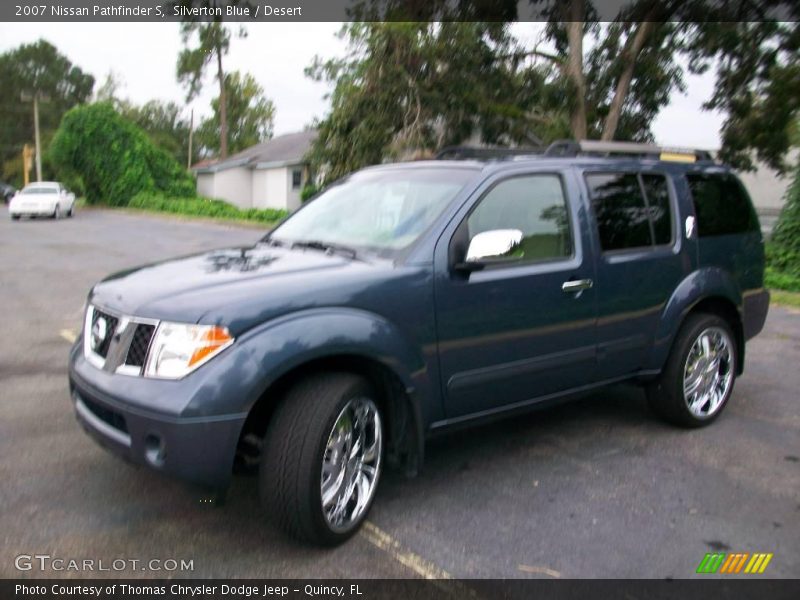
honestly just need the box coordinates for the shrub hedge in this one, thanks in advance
[49,102,195,205]
[128,192,287,224]
[766,159,800,292]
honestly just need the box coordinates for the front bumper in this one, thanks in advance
[69,343,247,488]
[10,204,55,217]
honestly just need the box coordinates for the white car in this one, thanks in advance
[9,182,76,220]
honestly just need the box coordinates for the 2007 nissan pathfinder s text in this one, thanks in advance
[69,140,769,545]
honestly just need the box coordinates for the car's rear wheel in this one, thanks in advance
[67,205,74,217]
[11,214,20,220]
[647,312,737,427]
[260,372,383,545]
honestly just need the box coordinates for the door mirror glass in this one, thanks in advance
[465,229,523,263]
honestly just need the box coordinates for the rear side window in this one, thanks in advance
[467,175,573,264]
[686,173,759,236]
[585,172,673,251]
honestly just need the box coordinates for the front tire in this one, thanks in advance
[647,312,737,427]
[260,372,383,545]
[11,214,20,221]
[53,204,61,219]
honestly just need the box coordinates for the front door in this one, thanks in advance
[434,171,597,420]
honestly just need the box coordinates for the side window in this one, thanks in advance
[687,173,759,236]
[467,175,572,264]
[586,172,674,251]
[586,173,652,251]
[641,174,672,245]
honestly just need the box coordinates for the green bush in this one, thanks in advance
[128,192,287,224]
[49,102,194,205]
[766,160,800,290]
[300,183,319,202]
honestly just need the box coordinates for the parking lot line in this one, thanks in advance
[517,564,563,578]
[59,329,77,343]
[360,521,452,580]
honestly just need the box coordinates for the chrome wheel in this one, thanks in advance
[321,397,382,533]
[683,326,734,418]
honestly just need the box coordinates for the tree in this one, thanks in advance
[175,2,247,160]
[0,39,94,184]
[196,71,275,156]
[306,21,549,183]
[528,1,799,170]
[49,102,195,204]
[126,100,198,166]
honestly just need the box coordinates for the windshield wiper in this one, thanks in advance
[291,239,358,259]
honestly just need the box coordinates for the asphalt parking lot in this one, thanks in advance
[0,205,798,579]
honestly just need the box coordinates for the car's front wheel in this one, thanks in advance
[53,204,61,219]
[647,312,737,427]
[260,372,383,545]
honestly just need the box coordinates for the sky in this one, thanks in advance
[0,22,725,149]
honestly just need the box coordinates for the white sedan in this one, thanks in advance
[9,182,76,220]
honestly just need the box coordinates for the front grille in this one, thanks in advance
[81,396,128,434]
[125,324,155,367]
[91,309,119,358]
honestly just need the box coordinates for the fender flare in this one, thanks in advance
[645,267,743,373]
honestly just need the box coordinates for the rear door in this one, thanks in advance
[585,169,688,378]
[434,169,597,420]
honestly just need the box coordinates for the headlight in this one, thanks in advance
[144,322,233,379]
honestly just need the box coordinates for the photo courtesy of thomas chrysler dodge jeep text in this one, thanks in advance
[69,140,769,545]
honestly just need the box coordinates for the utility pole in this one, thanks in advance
[187,108,194,169]
[21,91,48,182]
[33,93,42,181]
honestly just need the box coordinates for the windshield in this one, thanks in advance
[22,186,58,195]
[269,168,475,256]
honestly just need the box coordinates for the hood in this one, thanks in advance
[89,243,381,328]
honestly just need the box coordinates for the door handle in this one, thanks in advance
[562,279,593,293]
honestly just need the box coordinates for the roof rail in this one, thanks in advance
[435,145,543,160]
[544,139,715,162]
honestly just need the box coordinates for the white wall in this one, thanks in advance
[737,150,797,213]
[196,173,215,199]
[285,164,305,211]
[206,167,253,209]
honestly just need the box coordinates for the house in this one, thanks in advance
[193,130,317,211]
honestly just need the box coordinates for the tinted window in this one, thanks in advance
[586,173,652,251]
[687,173,759,236]
[467,175,572,263]
[641,174,672,245]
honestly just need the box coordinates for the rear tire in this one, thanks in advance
[260,372,383,546]
[647,312,737,428]
[67,205,74,217]
[11,215,20,221]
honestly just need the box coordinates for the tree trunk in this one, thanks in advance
[565,6,587,140]
[216,43,229,159]
[601,21,657,141]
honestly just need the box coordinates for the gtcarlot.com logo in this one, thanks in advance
[696,552,773,574]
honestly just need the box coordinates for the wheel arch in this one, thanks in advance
[647,268,745,376]
[232,309,429,477]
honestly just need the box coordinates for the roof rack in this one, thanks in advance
[435,145,543,160]
[544,139,715,163]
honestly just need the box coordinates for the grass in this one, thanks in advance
[769,289,800,309]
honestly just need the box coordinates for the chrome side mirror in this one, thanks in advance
[465,229,524,263]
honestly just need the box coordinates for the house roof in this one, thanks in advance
[193,130,317,173]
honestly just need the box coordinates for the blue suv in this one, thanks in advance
[69,141,769,545]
